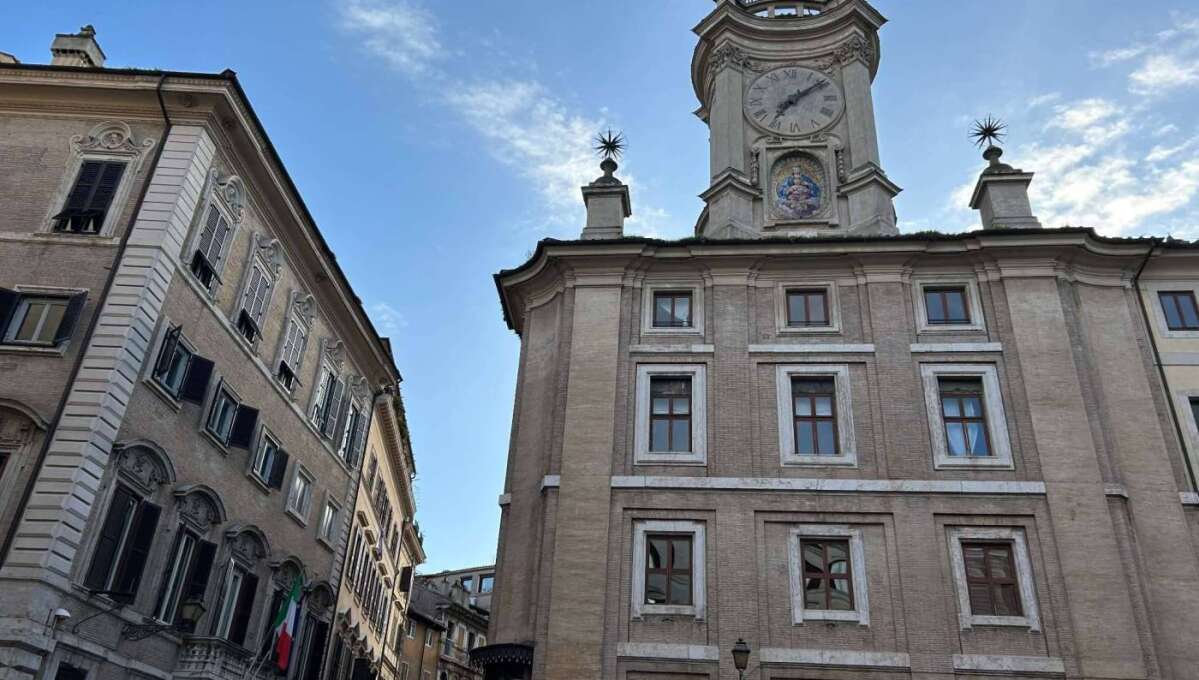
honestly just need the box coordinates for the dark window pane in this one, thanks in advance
[652,292,692,328]
[1160,291,1199,330]
[804,580,826,609]
[816,421,836,455]
[962,541,1022,617]
[645,574,667,603]
[786,290,829,327]
[670,420,690,451]
[650,420,669,451]
[796,421,814,454]
[925,290,946,322]
[669,575,691,605]
[946,291,967,322]
[648,538,666,569]
[926,287,970,324]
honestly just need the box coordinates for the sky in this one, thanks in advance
[5,1,1199,572]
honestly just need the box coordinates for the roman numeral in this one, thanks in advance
[790,121,802,133]
[824,94,837,102]
[767,73,780,81]
[784,69,798,79]
[810,118,820,127]
[748,98,763,106]
[769,119,782,130]
[753,109,767,120]
[820,107,834,117]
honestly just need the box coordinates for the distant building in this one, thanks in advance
[396,581,447,680]
[326,395,424,680]
[420,564,495,612]
[401,573,488,680]
[0,26,405,680]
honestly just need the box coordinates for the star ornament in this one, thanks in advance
[593,129,626,160]
[969,115,1007,149]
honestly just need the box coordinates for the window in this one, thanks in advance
[154,531,217,627]
[479,574,494,593]
[786,289,829,327]
[652,291,692,328]
[644,534,692,606]
[310,367,345,439]
[649,377,691,453]
[1159,291,1199,331]
[400,663,410,680]
[424,627,433,647]
[276,316,308,392]
[1191,397,1199,431]
[939,377,990,457]
[83,484,161,602]
[776,365,856,466]
[641,283,703,335]
[407,619,416,639]
[338,401,367,467]
[151,326,194,397]
[460,576,474,592]
[365,456,378,492]
[318,500,339,543]
[913,279,985,332]
[53,160,126,234]
[921,364,1012,469]
[632,520,705,619]
[287,468,314,521]
[0,452,8,482]
[0,291,85,347]
[236,262,273,342]
[214,561,259,645]
[787,525,869,625]
[791,377,837,455]
[190,205,231,289]
[924,286,970,325]
[206,385,259,449]
[948,527,1040,630]
[251,432,289,490]
[634,365,707,465]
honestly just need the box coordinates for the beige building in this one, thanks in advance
[0,28,403,680]
[420,565,495,613]
[397,582,446,680]
[328,395,424,680]
[477,2,1199,680]
[416,578,486,680]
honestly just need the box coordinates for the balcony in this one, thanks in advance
[175,636,275,680]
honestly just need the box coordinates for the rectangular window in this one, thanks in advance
[152,326,194,398]
[786,289,829,327]
[961,541,1023,617]
[649,377,691,453]
[792,377,838,455]
[460,576,474,592]
[155,531,197,623]
[339,403,363,463]
[0,290,86,348]
[318,501,338,543]
[1159,291,1199,331]
[206,387,240,445]
[53,160,126,234]
[288,469,313,519]
[652,291,692,328]
[939,377,991,457]
[644,533,692,606]
[1191,397,1199,431]
[190,205,231,288]
[0,451,8,482]
[82,485,161,602]
[277,318,308,391]
[800,538,854,611]
[924,286,971,325]
[214,562,258,645]
[252,433,280,483]
[479,574,494,593]
[424,628,433,647]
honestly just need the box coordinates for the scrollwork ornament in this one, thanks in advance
[834,34,873,66]
[708,42,761,77]
[116,446,168,492]
[252,232,284,277]
[71,121,156,156]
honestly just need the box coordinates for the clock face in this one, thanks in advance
[745,66,844,137]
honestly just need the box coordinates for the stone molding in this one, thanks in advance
[788,524,869,625]
[629,344,715,354]
[616,642,718,662]
[947,526,1041,631]
[910,342,1003,353]
[611,476,1046,495]
[952,654,1065,675]
[749,343,874,353]
[759,647,910,669]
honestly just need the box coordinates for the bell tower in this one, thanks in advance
[692,0,900,238]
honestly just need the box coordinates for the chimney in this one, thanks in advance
[50,25,105,68]
[0,51,18,65]
[969,145,1041,230]
[580,157,631,240]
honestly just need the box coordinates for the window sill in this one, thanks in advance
[200,428,232,457]
[916,324,987,334]
[796,609,869,625]
[633,604,700,620]
[245,470,273,495]
[777,326,841,335]
[317,535,335,552]
[0,343,66,357]
[962,614,1036,629]
[933,455,1014,470]
[633,453,707,466]
[285,506,310,528]
[641,327,703,337]
[782,454,857,467]
[144,377,184,412]
[23,231,121,247]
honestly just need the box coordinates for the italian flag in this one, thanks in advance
[271,577,303,671]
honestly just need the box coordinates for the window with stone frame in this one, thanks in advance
[52,160,126,234]
[287,466,314,521]
[652,290,693,328]
[923,285,971,325]
[205,382,259,450]
[1159,290,1199,331]
[154,528,217,626]
[213,561,258,645]
[960,540,1023,617]
[947,526,1040,630]
[0,290,86,347]
[276,312,310,393]
[309,364,346,439]
[337,398,369,467]
[318,500,339,544]
[649,377,692,453]
[250,430,289,490]
[921,364,1012,470]
[235,260,274,343]
[787,525,869,625]
[786,288,830,327]
[151,325,194,398]
[82,483,161,602]
[644,533,692,606]
[190,205,232,289]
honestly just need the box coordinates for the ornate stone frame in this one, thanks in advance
[41,120,157,237]
[273,290,316,397]
[229,231,283,352]
[759,140,842,230]
[184,169,247,296]
[788,524,870,626]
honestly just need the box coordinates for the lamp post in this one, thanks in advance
[731,638,751,680]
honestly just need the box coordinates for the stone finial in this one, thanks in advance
[581,131,631,240]
[50,25,106,68]
[969,145,1041,230]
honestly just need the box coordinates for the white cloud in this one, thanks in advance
[1146,136,1199,163]
[1089,45,1148,68]
[1025,92,1061,110]
[1130,54,1199,95]
[340,0,441,76]
[1092,15,1199,96]
[368,301,407,335]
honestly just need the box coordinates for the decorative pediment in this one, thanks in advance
[0,404,41,448]
[173,484,226,533]
[270,556,307,588]
[114,441,175,494]
[305,581,336,612]
[321,338,347,371]
[225,525,269,565]
[71,120,156,157]
[251,231,284,277]
[348,375,371,403]
[289,290,316,325]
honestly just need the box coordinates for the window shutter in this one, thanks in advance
[64,161,102,213]
[179,356,215,403]
[268,449,290,490]
[87,161,125,230]
[84,486,137,590]
[228,572,259,645]
[322,378,346,438]
[301,619,329,680]
[183,539,218,604]
[207,213,231,267]
[250,272,271,323]
[154,325,182,377]
[400,566,413,593]
[196,206,220,261]
[351,407,369,467]
[111,501,161,603]
[228,405,259,449]
[289,326,308,369]
[0,287,20,333]
[53,292,88,345]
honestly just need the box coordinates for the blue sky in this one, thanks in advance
[5,1,1199,571]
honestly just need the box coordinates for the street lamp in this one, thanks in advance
[121,598,207,640]
[731,638,751,680]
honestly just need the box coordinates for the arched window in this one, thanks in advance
[152,484,226,628]
[81,442,175,606]
[212,525,269,647]
[0,401,47,537]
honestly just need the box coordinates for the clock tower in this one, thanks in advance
[692,0,900,238]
